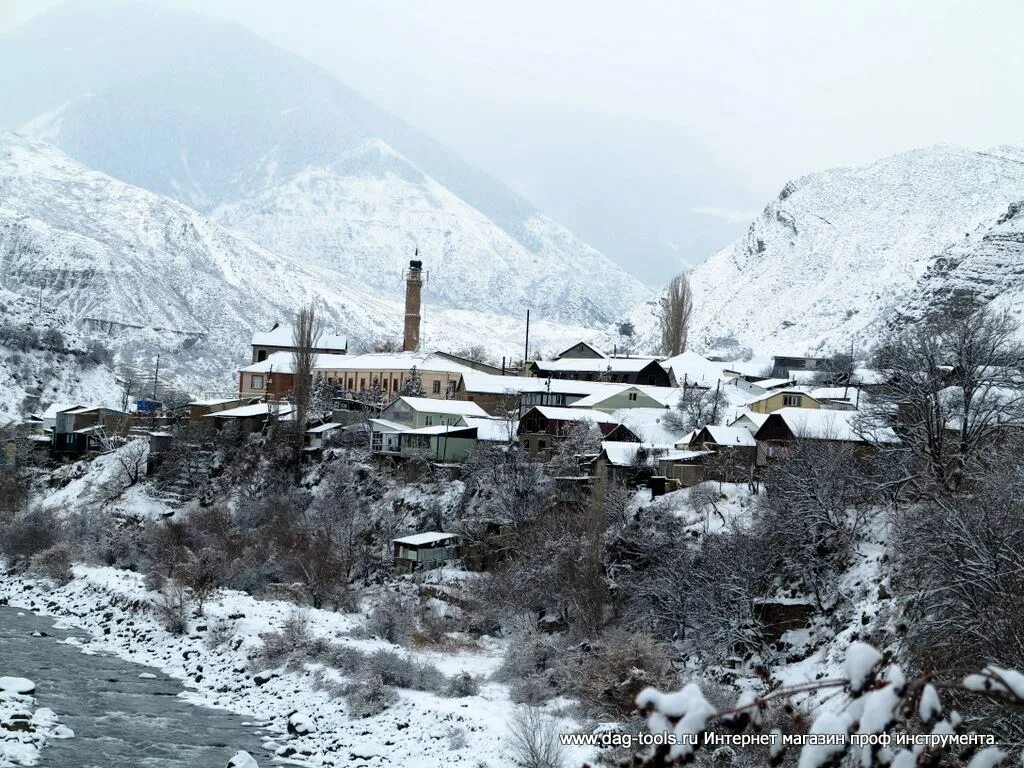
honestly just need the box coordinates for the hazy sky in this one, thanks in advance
[4,0,1024,266]
[8,0,1014,201]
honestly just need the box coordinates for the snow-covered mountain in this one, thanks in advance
[2,1,648,327]
[211,140,644,323]
[624,145,1024,357]
[0,133,592,397]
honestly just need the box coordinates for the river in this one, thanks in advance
[0,605,270,767]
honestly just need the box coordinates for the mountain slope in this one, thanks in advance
[672,145,1024,356]
[212,140,646,323]
[2,1,648,327]
[0,133,593,396]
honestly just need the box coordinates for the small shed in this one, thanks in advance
[392,532,462,571]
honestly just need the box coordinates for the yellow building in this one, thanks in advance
[747,388,821,415]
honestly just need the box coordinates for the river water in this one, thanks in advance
[0,605,269,767]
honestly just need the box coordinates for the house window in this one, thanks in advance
[627,392,638,401]
[783,394,803,407]
[256,350,267,362]
[393,379,399,391]
[432,380,441,394]
[370,432,383,452]
[360,378,366,390]
[348,378,354,389]
[250,374,264,390]
[425,415,434,426]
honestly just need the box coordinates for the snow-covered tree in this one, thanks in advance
[399,365,425,397]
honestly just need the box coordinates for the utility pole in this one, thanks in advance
[523,309,531,366]
[152,354,160,403]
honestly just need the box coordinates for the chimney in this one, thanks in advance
[403,258,423,352]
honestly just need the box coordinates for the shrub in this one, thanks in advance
[363,649,444,692]
[445,671,480,698]
[576,632,674,719]
[155,583,191,635]
[507,706,566,768]
[0,507,62,566]
[30,542,74,585]
[343,675,398,718]
[362,591,418,645]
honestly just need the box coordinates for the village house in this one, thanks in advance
[728,410,770,435]
[392,532,462,572]
[379,396,489,428]
[526,355,671,387]
[752,407,897,465]
[315,351,480,399]
[205,401,294,433]
[746,387,822,414]
[51,406,132,455]
[683,425,758,481]
[587,440,669,488]
[660,350,762,388]
[655,448,715,489]
[453,372,532,415]
[187,398,249,421]
[517,405,624,458]
[250,324,348,363]
[568,385,670,412]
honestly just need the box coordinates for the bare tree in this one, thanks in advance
[292,304,324,457]
[659,272,693,357]
[863,307,1024,496]
[663,382,725,434]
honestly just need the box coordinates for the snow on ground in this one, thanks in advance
[0,676,73,767]
[650,482,759,535]
[0,566,595,767]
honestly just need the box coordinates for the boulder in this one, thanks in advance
[227,750,259,768]
[0,677,36,695]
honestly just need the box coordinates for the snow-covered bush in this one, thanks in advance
[362,591,418,645]
[630,641,1024,768]
[154,583,192,635]
[0,506,63,567]
[29,542,73,585]
[445,672,480,698]
[343,675,398,718]
[577,631,674,719]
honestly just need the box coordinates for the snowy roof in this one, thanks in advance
[240,351,295,374]
[729,410,771,430]
[759,407,898,443]
[188,398,240,407]
[657,449,715,462]
[555,340,607,359]
[460,416,516,442]
[531,356,658,373]
[38,403,85,420]
[809,386,862,402]
[749,377,795,390]
[367,418,407,432]
[306,422,343,434]
[608,407,683,447]
[660,351,737,386]
[568,385,664,409]
[393,532,460,547]
[314,351,477,375]
[401,424,476,436]
[207,403,294,419]
[252,325,348,350]
[459,372,536,394]
[395,396,489,417]
[529,406,620,424]
[693,425,757,447]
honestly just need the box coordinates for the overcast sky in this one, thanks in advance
[4,0,1023,270]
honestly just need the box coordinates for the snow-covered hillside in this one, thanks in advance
[4,2,649,328]
[212,140,647,324]
[0,133,594,398]
[625,145,1024,358]
[0,287,120,422]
